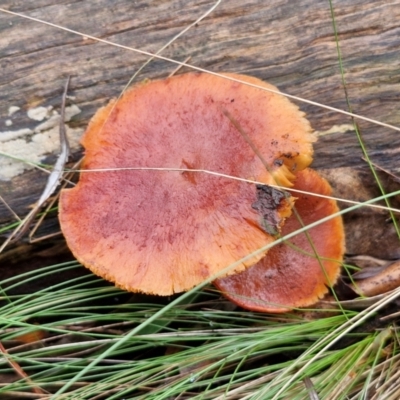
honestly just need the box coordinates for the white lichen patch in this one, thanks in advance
[315,124,355,137]
[0,128,33,142]
[5,119,12,127]
[0,105,83,181]
[8,106,20,116]
[27,106,52,122]
[34,105,81,133]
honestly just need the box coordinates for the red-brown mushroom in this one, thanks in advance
[213,168,345,312]
[59,72,315,295]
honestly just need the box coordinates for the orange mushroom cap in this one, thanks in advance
[213,168,345,312]
[59,72,315,295]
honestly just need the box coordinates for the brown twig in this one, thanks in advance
[0,340,48,396]
[28,157,82,243]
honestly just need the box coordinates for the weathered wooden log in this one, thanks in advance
[0,0,399,265]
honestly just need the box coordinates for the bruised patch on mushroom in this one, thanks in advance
[252,185,292,235]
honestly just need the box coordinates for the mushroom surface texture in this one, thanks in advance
[213,168,345,312]
[59,72,315,295]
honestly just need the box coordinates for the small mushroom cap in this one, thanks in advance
[59,72,315,295]
[213,168,345,312]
